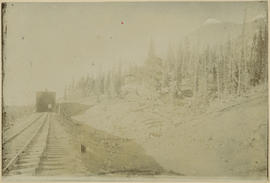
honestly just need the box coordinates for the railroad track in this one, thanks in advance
[37,114,88,176]
[3,112,88,176]
[3,113,49,175]
[3,113,45,144]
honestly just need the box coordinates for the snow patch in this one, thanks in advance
[251,14,266,22]
[203,18,221,25]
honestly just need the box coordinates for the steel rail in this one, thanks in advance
[3,113,49,174]
[3,113,45,144]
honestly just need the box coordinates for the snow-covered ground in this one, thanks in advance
[72,88,268,178]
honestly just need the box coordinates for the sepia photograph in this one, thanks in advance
[1,1,268,181]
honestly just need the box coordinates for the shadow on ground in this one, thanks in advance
[58,102,182,177]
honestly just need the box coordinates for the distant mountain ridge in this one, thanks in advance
[186,16,267,47]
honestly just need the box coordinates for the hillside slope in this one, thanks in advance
[73,89,268,178]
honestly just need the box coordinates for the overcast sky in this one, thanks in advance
[3,2,267,105]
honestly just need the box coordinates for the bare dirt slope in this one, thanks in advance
[60,117,166,176]
[144,93,268,178]
[73,90,268,178]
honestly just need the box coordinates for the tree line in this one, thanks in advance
[64,24,267,107]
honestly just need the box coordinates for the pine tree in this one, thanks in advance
[145,40,163,94]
